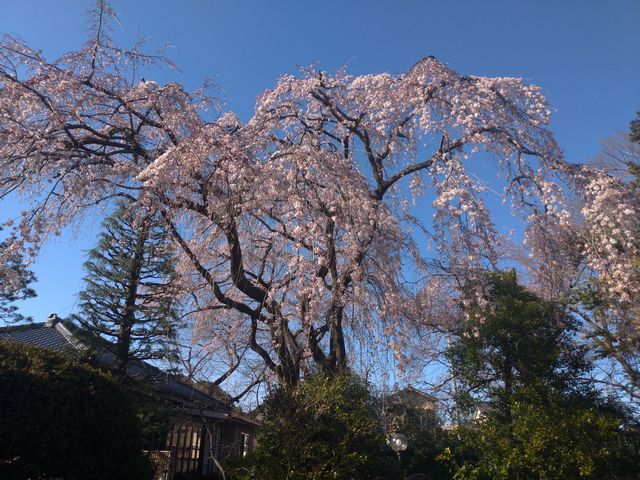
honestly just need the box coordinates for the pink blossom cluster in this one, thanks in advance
[579,171,640,303]
[0,21,583,382]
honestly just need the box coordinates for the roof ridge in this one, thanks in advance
[0,321,46,333]
[55,322,88,353]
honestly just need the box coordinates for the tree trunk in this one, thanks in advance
[115,217,150,376]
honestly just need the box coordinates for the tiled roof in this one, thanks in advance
[0,321,81,354]
[0,319,228,410]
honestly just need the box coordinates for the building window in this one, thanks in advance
[166,423,203,473]
[240,432,251,457]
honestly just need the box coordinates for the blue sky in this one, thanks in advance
[1,0,639,322]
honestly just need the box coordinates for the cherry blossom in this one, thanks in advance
[0,3,579,386]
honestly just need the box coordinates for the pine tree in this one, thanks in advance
[74,200,180,375]
[630,111,640,144]
[0,227,36,323]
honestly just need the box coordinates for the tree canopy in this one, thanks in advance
[443,272,640,480]
[0,2,637,390]
[448,270,589,417]
[74,198,180,375]
[0,227,35,323]
[523,113,640,401]
[235,371,399,480]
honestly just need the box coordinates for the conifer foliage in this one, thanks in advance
[0,227,36,323]
[75,200,179,375]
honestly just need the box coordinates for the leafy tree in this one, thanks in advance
[448,270,589,418]
[0,340,153,480]
[442,388,640,480]
[524,113,640,402]
[74,199,180,375]
[0,228,35,323]
[442,271,640,479]
[232,371,398,480]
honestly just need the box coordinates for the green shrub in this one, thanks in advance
[233,371,398,480]
[0,340,153,480]
[440,389,640,480]
[441,272,640,480]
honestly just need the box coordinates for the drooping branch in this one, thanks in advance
[1,19,568,389]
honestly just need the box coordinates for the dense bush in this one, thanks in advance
[231,371,399,480]
[441,272,640,479]
[440,389,640,480]
[0,340,153,480]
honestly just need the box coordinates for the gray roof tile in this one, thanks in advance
[0,322,77,353]
[0,320,229,410]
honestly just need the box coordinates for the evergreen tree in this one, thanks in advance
[447,270,589,420]
[74,200,180,375]
[442,271,640,479]
[627,111,640,187]
[0,228,36,323]
[0,341,153,480]
[630,111,640,144]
